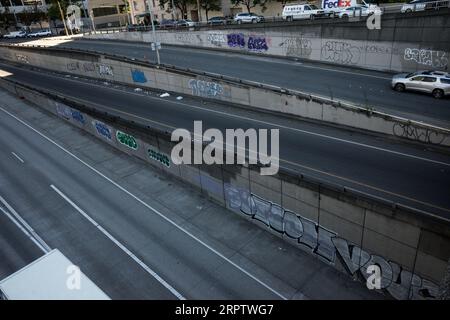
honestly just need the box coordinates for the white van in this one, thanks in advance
[282,4,326,21]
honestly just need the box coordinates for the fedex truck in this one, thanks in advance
[321,0,371,16]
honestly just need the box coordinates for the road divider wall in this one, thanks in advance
[1,77,449,300]
[1,44,449,147]
[83,10,450,73]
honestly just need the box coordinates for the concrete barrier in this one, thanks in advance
[1,77,449,300]
[84,10,450,73]
[1,45,449,147]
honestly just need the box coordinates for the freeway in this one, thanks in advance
[0,90,301,300]
[1,62,449,219]
[45,38,450,128]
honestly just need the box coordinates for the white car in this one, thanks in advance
[338,5,382,18]
[234,13,263,24]
[27,29,52,38]
[282,4,325,21]
[401,0,429,12]
[3,31,27,39]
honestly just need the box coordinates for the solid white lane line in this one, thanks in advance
[11,151,24,163]
[0,195,51,253]
[0,105,288,300]
[50,184,186,300]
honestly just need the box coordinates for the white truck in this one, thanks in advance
[0,249,110,300]
[321,0,373,16]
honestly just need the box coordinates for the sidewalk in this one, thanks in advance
[0,88,385,299]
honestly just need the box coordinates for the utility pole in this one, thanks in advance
[146,0,160,65]
[197,0,201,22]
[171,0,176,20]
[57,0,69,36]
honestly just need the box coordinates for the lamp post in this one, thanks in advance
[146,0,160,65]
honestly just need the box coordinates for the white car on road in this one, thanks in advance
[338,5,382,18]
[3,30,27,39]
[234,13,263,24]
[27,29,52,38]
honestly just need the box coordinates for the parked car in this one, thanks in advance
[3,30,27,39]
[27,29,52,38]
[282,4,325,21]
[176,19,196,27]
[208,16,229,25]
[159,19,177,29]
[391,70,450,99]
[399,0,448,12]
[338,5,382,18]
[234,12,263,24]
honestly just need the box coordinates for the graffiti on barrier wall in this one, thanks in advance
[98,64,113,76]
[67,62,80,71]
[404,48,448,69]
[148,147,170,167]
[223,184,440,300]
[83,63,96,72]
[393,123,446,145]
[227,33,270,52]
[116,130,138,150]
[92,120,113,141]
[16,54,29,64]
[71,109,85,125]
[207,33,227,47]
[56,103,72,120]
[281,37,312,57]
[131,69,147,83]
[189,79,224,98]
[321,41,361,65]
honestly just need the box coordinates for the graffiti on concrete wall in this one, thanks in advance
[83,63,96,72]
[247,36,269,52]
[148,147,170,167]
[321,41,393,65]
[92,120,113,141]
[207,33,227,47]
[224,184,440,300]
[281,37,312,57]
[189,79,224,98]
[116,130,138,150]
[16,54,29,64]
[67,62,80,71]
[131,69,147,83]
[393,122,446,145]
[173,32,201,44]
[404,48,448,69]
[71,109,85,125]
[321,41,361,65]
[227,33,246,49]
[56,103,72,120]
[98,64,114,76]
[227,33,270,52]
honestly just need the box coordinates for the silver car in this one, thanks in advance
[391,71,450,99]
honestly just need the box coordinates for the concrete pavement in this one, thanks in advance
[0,88,384,299]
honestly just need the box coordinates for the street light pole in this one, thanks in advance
[171,0,176,20]
[146,0,160,65]
[8,0,18,28]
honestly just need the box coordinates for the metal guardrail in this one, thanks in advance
[3,76,448,225]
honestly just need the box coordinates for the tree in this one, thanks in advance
[159,0,196,19]
[200,0,221,21]
[230,0,269,13]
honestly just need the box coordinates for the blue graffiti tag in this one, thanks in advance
[227,33,245,48]
[71,110,85,124]
[93,120,112,140]
[248,37,268,51]
[189,79,224,98]
[131,69,147,83]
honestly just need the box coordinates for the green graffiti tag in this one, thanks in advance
[148,148,170,167]
[116,130,138,150]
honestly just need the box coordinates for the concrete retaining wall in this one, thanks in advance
[1,45,449,147]
[1,78,449,300]
[84,10,450,73]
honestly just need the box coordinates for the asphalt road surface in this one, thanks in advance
[48,39,450,128]
[1,62,449,220]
